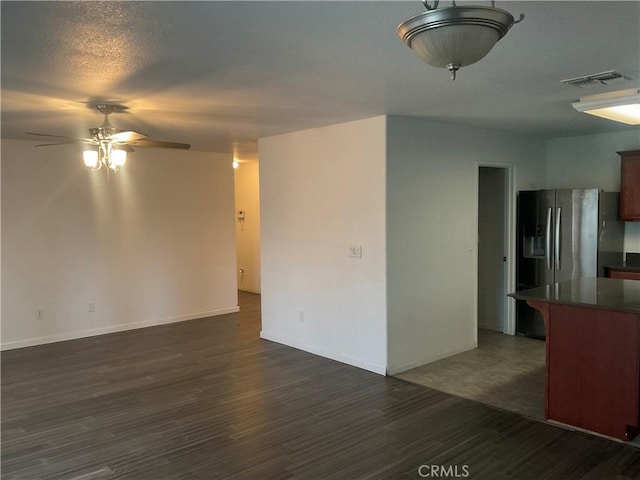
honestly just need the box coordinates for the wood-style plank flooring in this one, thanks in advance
[3,292,640,479]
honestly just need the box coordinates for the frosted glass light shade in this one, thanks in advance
[409,24,500,68]
[397,5,519,79]
[83,150,98,168]
[110,149,127,167]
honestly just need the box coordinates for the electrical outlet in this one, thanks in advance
[349,245,363,258]
[89,302,95,313]
[36,309,44,320]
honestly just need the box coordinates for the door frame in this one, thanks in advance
[476,163,516,335]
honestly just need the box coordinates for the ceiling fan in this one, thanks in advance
[26,104,191,172]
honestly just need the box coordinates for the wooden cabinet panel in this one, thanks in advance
[547,304,640,440]
[619,150,640,221]
[609,269,640,280]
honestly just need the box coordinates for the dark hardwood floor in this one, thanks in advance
[2,291,640,479]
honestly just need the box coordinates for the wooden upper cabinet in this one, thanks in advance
[619,150,640,221]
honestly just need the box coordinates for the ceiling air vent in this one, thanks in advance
[561,70,630,88]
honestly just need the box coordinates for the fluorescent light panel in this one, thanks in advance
[582,104,640,125]
[572,89,640,125]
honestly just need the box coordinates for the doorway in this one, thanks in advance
[233,160,261,294]
[477,166,511,334]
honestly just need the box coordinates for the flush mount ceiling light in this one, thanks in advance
[397,0,524,80]
[571,89,640,125]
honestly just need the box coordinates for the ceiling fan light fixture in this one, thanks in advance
[571,89,640,125]
[28,103,191,174]
[397,2,524,80]
[83,143,126,172]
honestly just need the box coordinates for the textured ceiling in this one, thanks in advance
[1,1,639,161]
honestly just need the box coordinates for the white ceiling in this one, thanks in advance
[1,1,639,161]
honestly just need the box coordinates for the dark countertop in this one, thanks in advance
[606,253,640,272]
[605,264,640,273]
[509,277,640,314]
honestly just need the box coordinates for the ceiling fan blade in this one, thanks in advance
[26,131,76,140]
[26,131,94,145]
[33,141,77,147]
[126,139,191,150]
[111,130,147,142]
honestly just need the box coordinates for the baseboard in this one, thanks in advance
[478,322,500,331]
[1,306,240,351]
[238,289,261,294]
[386,341,477,376]
[260,330,386,376]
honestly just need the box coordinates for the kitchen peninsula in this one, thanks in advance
[510,277,640,441]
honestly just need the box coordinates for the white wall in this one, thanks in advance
[2,140,238,349]
[259,116,387,374]
[546,129,640,254]
[546,130,640,191]
[234,161,261,293]
[386,116,547,374]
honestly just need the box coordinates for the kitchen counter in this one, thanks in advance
[509,277,640,314]
[509,277,640,441]
[605,252,640,279]
[605,264,640,273]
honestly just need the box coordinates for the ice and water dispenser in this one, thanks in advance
[522,224,546,259]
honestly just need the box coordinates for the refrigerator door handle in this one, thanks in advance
[555,207,562,271]
[546,207,552,270]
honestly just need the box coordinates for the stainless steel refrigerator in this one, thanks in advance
[516,189,624,338]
